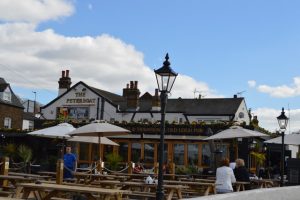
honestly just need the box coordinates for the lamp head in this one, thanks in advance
[154,53,178,93]
[277,107,289,130]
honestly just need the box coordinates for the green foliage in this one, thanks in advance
[250,151,266,166]
[175,165,199,175]
[17,145,32,163]
[3,143,17,158]
[105,153,122,171]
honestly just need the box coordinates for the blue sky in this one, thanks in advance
[0,0,300,132]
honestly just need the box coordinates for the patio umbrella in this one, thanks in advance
[68,120,130,161]
[27,123,76,158]
[204,126,268,140]
[264,133,300,145]
[68,136,119,146]
[27,123,75,138]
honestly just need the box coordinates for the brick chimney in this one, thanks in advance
[58,70,72,96]
[122,81,140,110]
[152,89,160,111]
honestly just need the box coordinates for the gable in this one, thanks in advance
[41,81,119,109]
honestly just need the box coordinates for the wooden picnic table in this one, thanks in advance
[164,179,216,196]
[8,172,51,180]
[37,171,56,178]
[234,181,250,191]
[90,180,121,189]
[73,172,128,184]
[0,175,37,188]
[16,182,132,200]
[120,181,188,200]
[251,179,274,188]
[177,177,249,193]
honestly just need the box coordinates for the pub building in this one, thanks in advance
[41,70,251,169]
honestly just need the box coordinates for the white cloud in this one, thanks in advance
[0,0,74,24]
[252,108,300,133]
[257,77,300,98]
[248,80,256,88]
[0,23,220,101]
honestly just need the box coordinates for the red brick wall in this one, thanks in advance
[0,104,23,129]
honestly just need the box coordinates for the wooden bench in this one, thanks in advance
[0,190,15,197]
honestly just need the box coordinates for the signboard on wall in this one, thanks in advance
[57,107,90,120]
[65,92,96,105]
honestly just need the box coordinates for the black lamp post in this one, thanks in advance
[277,107,289,187]
[154,53,177,200]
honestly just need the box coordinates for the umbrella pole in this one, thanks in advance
[98,135,102,174]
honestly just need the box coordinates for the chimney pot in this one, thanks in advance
[130,81,134,89]
[126,84,129,89]
[233,94,237,98]
[134,81,138,89]
[66,70,69,77]
[62,70,65,77]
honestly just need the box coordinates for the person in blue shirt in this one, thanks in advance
[63,145,77,179]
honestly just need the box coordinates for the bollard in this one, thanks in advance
[170,162,175,180]
[96,160,103,174]
[0,157,9,187]
[128,162,134,174]
[56,159,64,184]
[154,162,159,174]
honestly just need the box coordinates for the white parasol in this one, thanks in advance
[68,136,119,146]
[204,126,268,140]
[27,123,75,138]
[264,133,300,145]
[68,120,130,160]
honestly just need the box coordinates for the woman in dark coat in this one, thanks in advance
[234,158,250,182]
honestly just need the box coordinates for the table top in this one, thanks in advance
[121,181,188,189]
[164,179,215,186]
[0,175,37,181]
[18,182,132,195]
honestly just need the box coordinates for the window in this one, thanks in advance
[144,143,154,163]
[173,144,184,165]
[131,143,141,162]
[4,117,11,129]
[157,143,168,163]
[28,121,34,130]
[188,144,198,166]
[118,143,128,162]
[79,143,89,161]
[239,112,245,118]
[201,144,211,166]
[3,91,11,102]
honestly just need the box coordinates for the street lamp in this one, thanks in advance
[154,53,177,200]
[277,107,289,187]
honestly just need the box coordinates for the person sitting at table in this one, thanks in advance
[215,158,236,194]
[234,158,250,182]
[133,159,144,173]
[234,158,250,190]
[163,159,171,174]
[63,145,77,179]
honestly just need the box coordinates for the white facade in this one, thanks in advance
[41,82,250,126]
[42,83,114,121]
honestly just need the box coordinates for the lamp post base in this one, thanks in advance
[156,191,164,200]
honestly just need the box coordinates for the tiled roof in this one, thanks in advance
[166,98,243,115]
[0,78,24,109]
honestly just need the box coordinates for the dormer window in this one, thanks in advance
[3,90,11,102]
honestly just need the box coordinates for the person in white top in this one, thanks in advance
[215,158,236,193]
